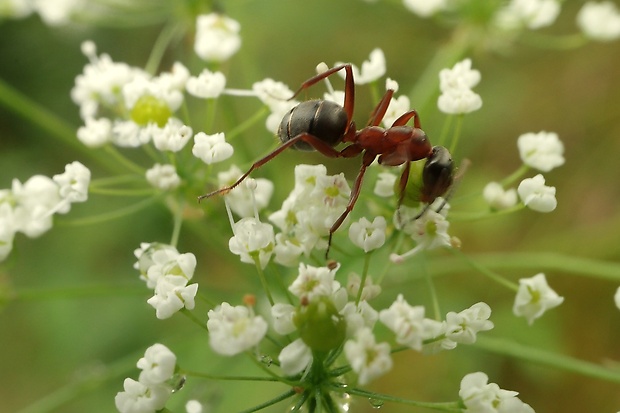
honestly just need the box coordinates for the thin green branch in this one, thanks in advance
[475,336,620,383]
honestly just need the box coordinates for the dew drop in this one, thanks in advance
[368,398,384,409]
[260,355,273,367]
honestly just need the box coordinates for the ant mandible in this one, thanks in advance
[198,64,454,256]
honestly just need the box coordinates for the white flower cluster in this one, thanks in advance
[335,48,386,85]
[577,1,620,42]
[0,0,83,25]
[380,295,494,352]
[484,131,563,213]
[115,343,178,413]
[460,372,535,413]
[0,161,90,262]
[134,243,199,319]
[495,0,561,30]
[390,200,453,263]
[267,164,352,266]
[438,58,483,115]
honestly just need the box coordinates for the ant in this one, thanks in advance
[198,64,454,257]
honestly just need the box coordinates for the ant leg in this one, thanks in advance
[198,133,362,201]
[391,109,421,128]
[366,89,395,127]
[325,151,376,258]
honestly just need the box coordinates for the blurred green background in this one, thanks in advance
[1,1,620,412]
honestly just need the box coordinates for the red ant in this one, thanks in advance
[198,64,454,256]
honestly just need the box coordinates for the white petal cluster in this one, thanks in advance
[344,327,392,385]
[459,372,535,413]
[133,243,198,319]
[228,217,275,269]
[402,0,448,17]
[194,13,241,62]
[0,162,91,261]
[437,58,482,115]
[288,263,342,302]
[336,48,386,85]
[390,204,452,263]
[444,302,494,345]
[517,131,564,172]
[192,132,234,165]
[216,166,274,218]
[207,302,268,356]
[146,164,181,191]
[517,174,557,213]
[348,216,387,252]
[483,182,518,210]
[186,69,227,98]
[278,338,313,376]
[378,295,434,351]
[151,120,193,152]
[346,273,382,301]
[269,164,351,266]
[115,344,177,413]
[513,273,564,325]
[577,2,620,41]
[495,0,561,30]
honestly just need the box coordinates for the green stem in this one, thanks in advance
[145,21,184,74]
[475,336,620,383]
[448,114,464,155]
[103,145,146,175]
[56,196,160,226]
[355,252,372,305]
[183,370,283,382]
[170,198,185,247]
[180,308,208,331]
[226,106,269,141]
[501,164,530,187]
[343,386,461,412]
[238,389,297,413]
[254,256,275,307]
[449,248,519,291]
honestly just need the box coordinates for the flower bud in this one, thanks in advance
[294,296,346,352]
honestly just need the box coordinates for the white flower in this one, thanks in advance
[273,234,306,267]
[1,0,33,19]
[77,117,112,147]
[194,13,241,62]
[115,378,171,413]
[402,0,448,17]
[379,295,432,351]
[207,302,268,356]
[52,160,91,206]
[577,2,620,41]
[136,344,177,385]
[496,0,561,30]
[252,78,299,134]
[483,182,518,210]
[32,0,82,26]
[111,120,150,147]
[341,301,379,338]
[217,166,274,218]
[122,76,183,115]
[192,132,234,164]
[10,175,60,238]
[438,87,482,114]
[346,273,382,301]
[348,216,387,252]
[147,275,199,319]
[517,131,564,172]
[344,327,392,385]
[513,273,564,325]
[133,243,180,282]
[437,58,482,114]
[517,174,557,212]
[614,286,620,310]
[152,119,192,152]
[459,372,535,413]
[228,218,275,269]
[0,204,15,262]
[143,251,196,288]
[271,303,297,335]
[391,207,451,263]
[185,400,203,413]
[278,338,313,376]
[445,302,494,345]
[146,164,181,191]
[374,171,397,197]
[336,48,386,84]
[289,263,341,301]
[186,69,226,98]
[439,59,481,92]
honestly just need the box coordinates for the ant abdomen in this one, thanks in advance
[278,100,348,151]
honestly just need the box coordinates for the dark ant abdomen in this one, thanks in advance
[278,100,348,151]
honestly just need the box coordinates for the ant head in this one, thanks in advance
[421,146,454,203]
